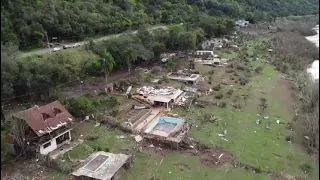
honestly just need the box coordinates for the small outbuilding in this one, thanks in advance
[72,151,132,180]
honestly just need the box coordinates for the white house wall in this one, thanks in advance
[39,130,71,155]
[40,138,57,155]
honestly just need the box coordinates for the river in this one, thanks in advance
[305,25,319,80]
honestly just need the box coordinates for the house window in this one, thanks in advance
[43,142,51,149]
[56,131,70,145]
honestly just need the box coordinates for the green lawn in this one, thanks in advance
[50,35,318,180]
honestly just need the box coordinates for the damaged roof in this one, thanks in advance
[13,101,73,136]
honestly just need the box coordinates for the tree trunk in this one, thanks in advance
[105,72,108,87]
[127,61,131,73]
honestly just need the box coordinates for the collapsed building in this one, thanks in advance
[10,101,74,155]
[72,151,132,180]
[167,72,201,85]
[134,86,184,109]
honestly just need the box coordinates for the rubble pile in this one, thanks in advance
[137,86,177,96]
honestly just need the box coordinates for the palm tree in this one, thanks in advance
[99,51,116,87]
[124,47,136,73]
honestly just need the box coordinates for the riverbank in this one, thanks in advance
[306,25,319,80]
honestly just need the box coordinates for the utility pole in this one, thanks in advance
[45,32,51,54]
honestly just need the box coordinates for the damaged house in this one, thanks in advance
[10,101,74,155]
[167,72,201,85]
[201,38,231,50]
[134,86,184,109]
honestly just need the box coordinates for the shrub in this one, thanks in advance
[227,89,233,95]
[285,135,293,142]
[215,93,223,99]
[208,70,215,75]
[225,69,235,73]
[144,73,153,82]
[110,109,118,117]
[239,77,248,85]
[236,64,246,71]
[162,76,169,83]
[65,96,95,117]
[151,66,161,73]
[255,66,263,74]
[119,79,130,86]
[218,101,227,108]
[102,96,119,108]
[128,77,140,85]
[208,76,213,84]
[300,163,313,174]
[213,84,221,91]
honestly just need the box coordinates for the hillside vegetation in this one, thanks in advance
[1,0,318,50]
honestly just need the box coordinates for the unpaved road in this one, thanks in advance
[19,25,167,58]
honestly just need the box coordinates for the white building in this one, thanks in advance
[12,101,74,155]
[235,20,249,28]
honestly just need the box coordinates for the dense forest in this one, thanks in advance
[1,0,319,50]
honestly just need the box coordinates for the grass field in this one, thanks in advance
[45,34,318,180]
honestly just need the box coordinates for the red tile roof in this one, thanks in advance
[13,101,74,137]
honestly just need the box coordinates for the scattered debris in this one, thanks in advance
[85,115,90,120]
[276,120,280,124]
[150,144,154,148]
[135,135,143,142]
[116,135,125,139]
[94,122,100,127]
[304,136,310,140]
[254,131,256,133]
[126,86,132,94]
[263,116,269,119]
[133,105,148,110]
[257,114,260,116]
[151,79,160,83]
[221,138,229,142]
[218,134,225,137]
[256,119,261,125]
[266,124,271,130]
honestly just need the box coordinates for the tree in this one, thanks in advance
[99,51,116,87]
[153,41,166,60]
[124,47,136,73]
[259,97,268,113]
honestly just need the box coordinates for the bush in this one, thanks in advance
[161,76,169,83]
[239,77,248,85]
[213,84,221,91]
[119,79,130,86]
[65,96,96,117]
[255,66,263,74]
[151,66,161,73]
[227,89,233,95]
[144,73,153,82]
[285,135,293,142]
[300,163,313,174]
[218,101,227,108]
[101,96,119,108]
[208,70,215,75]
[215,93,223,99]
